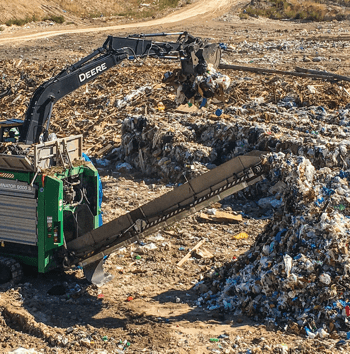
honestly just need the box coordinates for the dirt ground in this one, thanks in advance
[2,0,350,353]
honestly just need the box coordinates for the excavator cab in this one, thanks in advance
[0,119,23,143]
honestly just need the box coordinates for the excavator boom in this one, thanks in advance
[19,32,221,145]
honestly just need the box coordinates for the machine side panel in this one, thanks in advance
[44,177,64,251]
[37,176,63,273]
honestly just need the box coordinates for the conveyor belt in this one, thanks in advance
[67,151,265,278]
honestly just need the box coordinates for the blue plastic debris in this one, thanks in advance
[323,187,335,196]
[215,109,222,117]
[275,229,287,243]
[315,197,324,207]
[336,340,347,347]
[199,98,207,109]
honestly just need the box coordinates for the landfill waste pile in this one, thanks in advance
[109,82,350,183]
[0,58,178,154]
[197,152,350,339]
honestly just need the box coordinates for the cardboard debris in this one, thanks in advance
[208,113,231,121]
[199,211,242,223]
[193,247,214,259]
[175,104,199,113]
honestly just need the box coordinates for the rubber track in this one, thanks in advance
[0,256,23,285]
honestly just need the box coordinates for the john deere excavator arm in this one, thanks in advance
[65,151,265,284]
[19,32,221,145]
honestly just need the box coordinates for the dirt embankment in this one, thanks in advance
[0,0,181,23]
[0,0,234,46]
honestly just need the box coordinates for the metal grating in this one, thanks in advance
[0,179,38,245]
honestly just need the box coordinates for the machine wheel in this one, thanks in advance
[0,256,23,285]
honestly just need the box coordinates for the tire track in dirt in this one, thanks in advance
[0,293,63,345]
[0,0,233,45]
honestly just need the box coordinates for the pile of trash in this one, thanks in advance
[108,94,350,182]
[198,152,350,337]
[111,116,212,182]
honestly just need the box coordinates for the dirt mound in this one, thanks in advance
[0,0,182,24]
